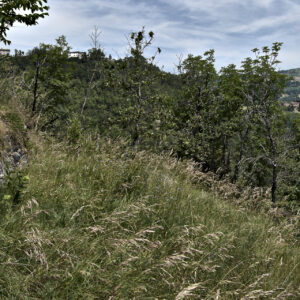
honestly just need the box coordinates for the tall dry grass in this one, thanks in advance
[0,134,299,299]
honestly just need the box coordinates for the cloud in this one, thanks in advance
[3,0,300,71]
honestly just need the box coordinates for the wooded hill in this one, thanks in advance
[2,32,298,208]
[1,1,300,297]
[280,68,300,104]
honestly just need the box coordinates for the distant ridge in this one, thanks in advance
[280,68,300,102]
[280,67,300,78]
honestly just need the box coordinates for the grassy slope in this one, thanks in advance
[0,135,300,299]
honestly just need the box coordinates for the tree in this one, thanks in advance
[0,0,49,45]
[25,35,72,130]
[175,50,221,171]
[113,28,161,152]
[239,43,288,203]
[81,26,105,120]
[218,64,244,178]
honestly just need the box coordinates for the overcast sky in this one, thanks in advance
[4,0,300,72]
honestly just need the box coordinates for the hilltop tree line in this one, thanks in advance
[1,30,300,206]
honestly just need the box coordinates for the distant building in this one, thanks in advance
[68,51,85,59]
[0,49,10,56]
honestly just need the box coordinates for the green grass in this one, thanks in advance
[0,134,300,299]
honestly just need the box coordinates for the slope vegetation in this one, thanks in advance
[0,135,300,299]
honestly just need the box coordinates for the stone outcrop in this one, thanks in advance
[0,112,27,183]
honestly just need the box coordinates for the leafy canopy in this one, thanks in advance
[0,0,49,45]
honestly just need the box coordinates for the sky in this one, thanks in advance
[4,0,300,72]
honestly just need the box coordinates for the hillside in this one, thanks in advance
[0,18,300,298]
[281,68,300,79]
[280,68,300,105]
[0,134,299,298]
[1,37,299,207]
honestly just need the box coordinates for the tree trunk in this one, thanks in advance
[232,128,249,182]
[32,62,40,114]
[226,145,231,171]
[81,71,95,115]
[221,136,227,167]
[266,118,278,203]
[271,162,277,203]
[40,116,59,131]
[133,120,139,153]
[133,83,142,153]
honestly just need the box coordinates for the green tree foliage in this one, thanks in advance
[0,0,49,45]
[24,35,72,130]
[172,43,298,203]
[80,26,106,127]
[238,43,288,202]
[5,30,300,206]
[218,64,244,178]
[112,28,162,151]
[175,50,225,171]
